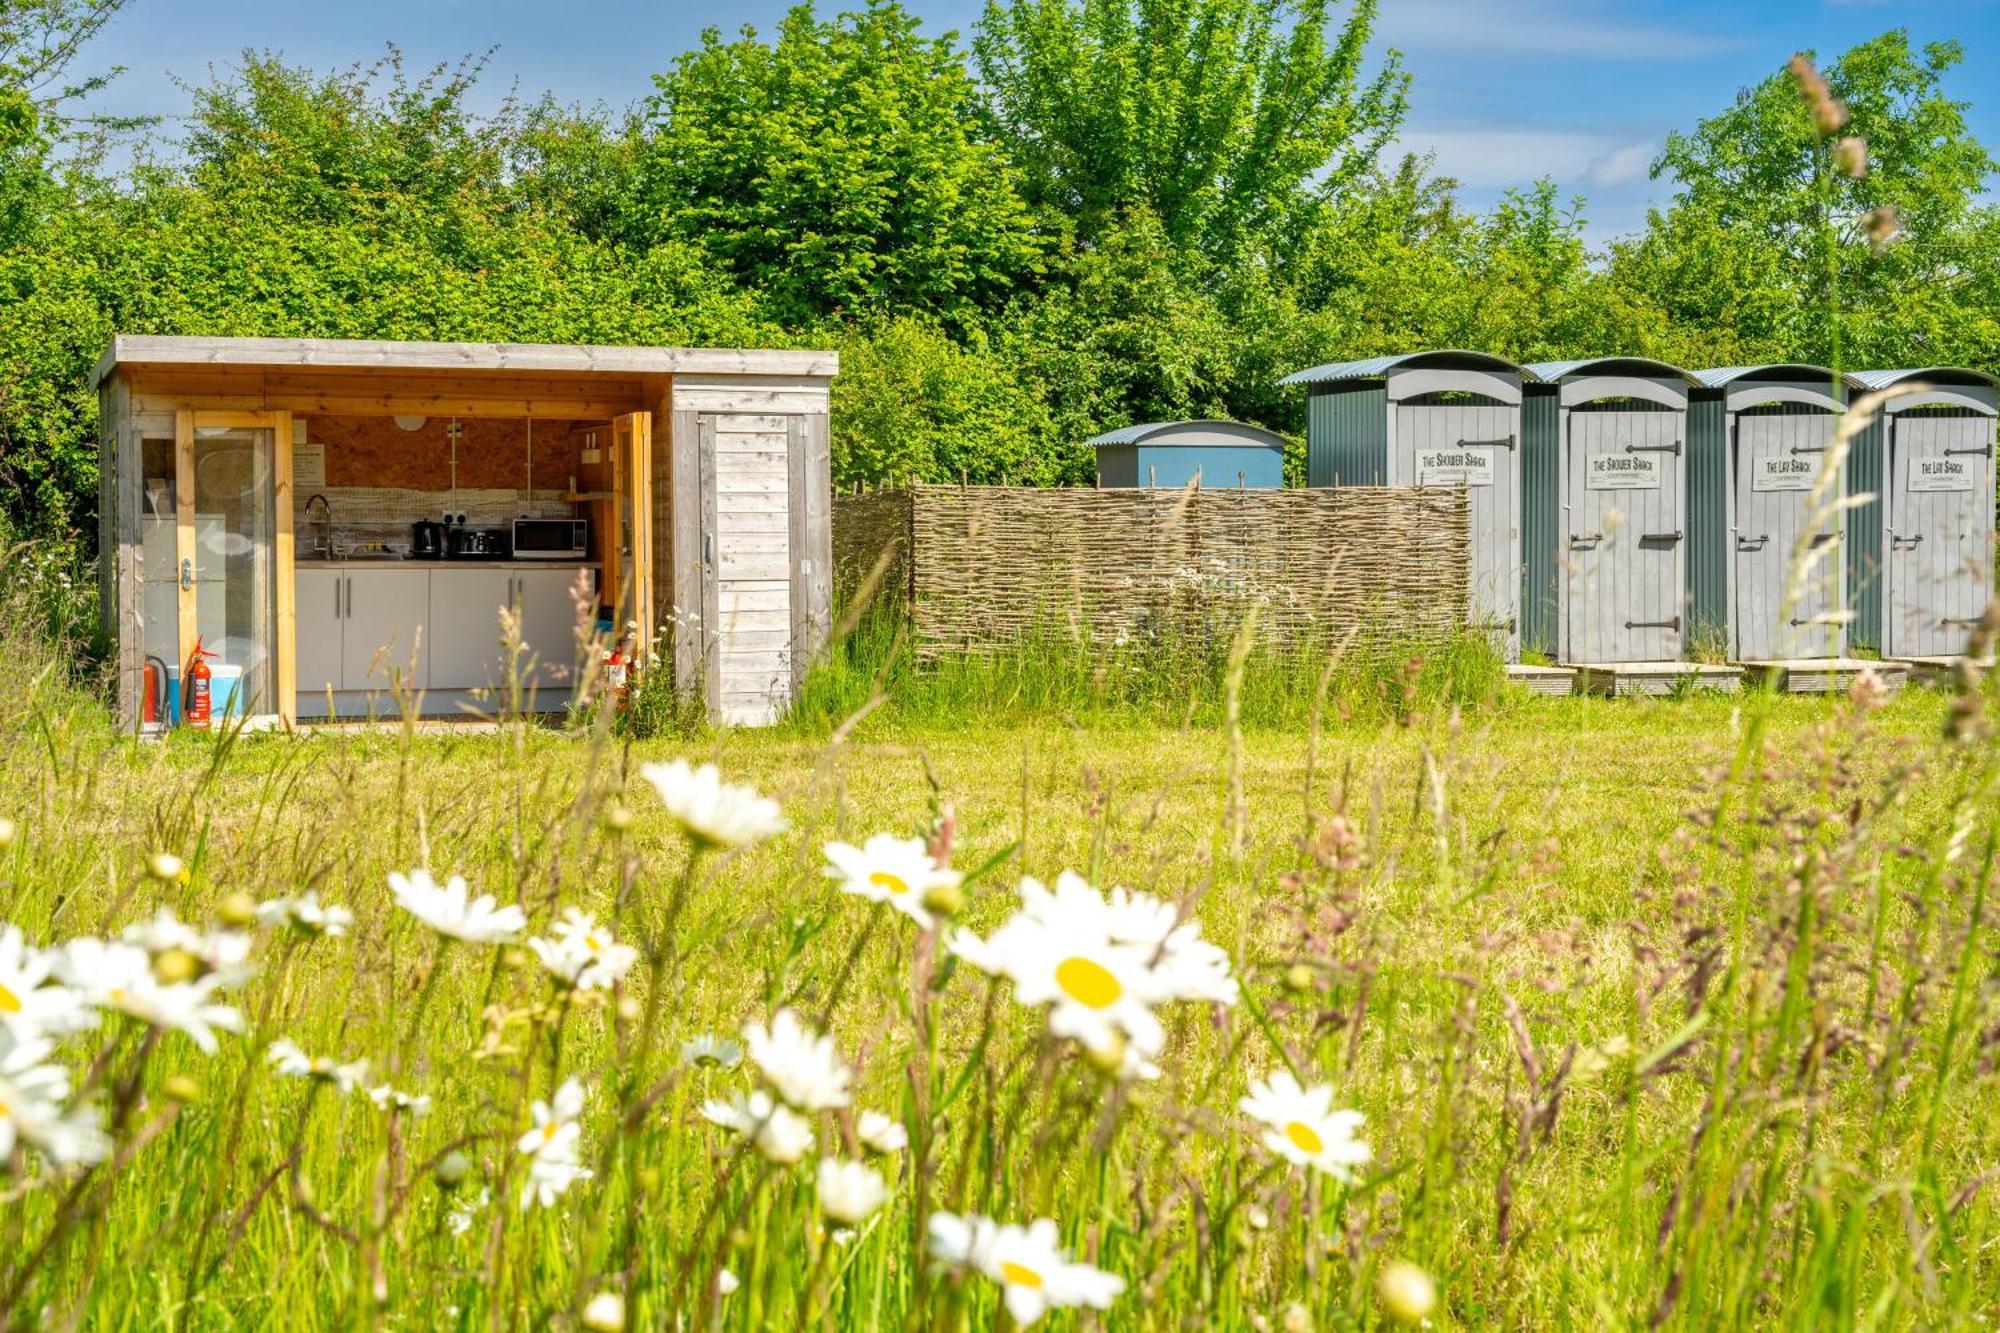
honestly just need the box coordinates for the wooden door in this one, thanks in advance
[701,413,794,725]
[1733,411,1841,660]
[1887,412,1996,657]
[1396,400,1519,656]
[596,412,653,650]
[1564,410,1684,663]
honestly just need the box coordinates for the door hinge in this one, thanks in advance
[1626,442,1683,456]
[1789,445,1828,455]
[1625,617,1681,631]
[1458,435,1516,451]
[1944,445,1993,458]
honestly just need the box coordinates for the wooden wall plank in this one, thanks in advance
[670,408,703,694]
[700,416,720,713]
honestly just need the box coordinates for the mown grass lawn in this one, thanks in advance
[2,675,1995,1330]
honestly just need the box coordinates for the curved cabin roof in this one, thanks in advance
[1691,364,1840,389]
[1086,419,1287,449]
[1847,366,2000,391]
[1278,349,1527,387]
[1525,357,1700,385]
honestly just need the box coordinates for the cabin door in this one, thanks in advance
[1564,410,1683,663]
[1733,411,1841,661]
[173,411,294,722]
[596,412,654,649]
[1886,412,1995,658]
[1397,400,1518,656]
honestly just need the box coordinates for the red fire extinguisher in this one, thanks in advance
[604,641,629,710]
[184,636,216,730]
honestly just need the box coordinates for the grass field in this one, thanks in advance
[2,586,1999,1328]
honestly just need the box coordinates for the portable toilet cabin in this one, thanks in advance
[1088,420,1287,489]
[1521,359,1697,665]
[1844,367,1998,663]
[1282,351,1526,658]
[1688,366,1849,663]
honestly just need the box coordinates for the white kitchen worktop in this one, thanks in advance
[297,559,600,569]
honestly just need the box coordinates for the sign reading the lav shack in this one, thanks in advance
[1416,447,1495,487]
[1752,455,1817,492]
[1585,452,1661,490]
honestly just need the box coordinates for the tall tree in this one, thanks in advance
[1626,30,1998,368]
[972,0,1406,264]
[640,1,1043,325]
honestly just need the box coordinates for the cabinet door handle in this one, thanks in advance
[333,578,341,619]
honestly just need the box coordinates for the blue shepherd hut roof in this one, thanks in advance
[1525,357,1700,384]
[1847,366,2000,391]
[1085,419,1286,448]
[1278,350,1527,387]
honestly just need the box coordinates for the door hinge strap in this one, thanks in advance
[1790,445,1828,455]
[1625,443,1683,456]
[1943,445,1993,457]
[1624,617,1681,631]
[1458,435,1516,451]
[1942,617,1984,626]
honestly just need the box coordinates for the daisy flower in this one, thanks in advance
[637,761,786,849]
[701,1089,813,1164]
[927,1212,1125,1326]
[680,1034,743,1070]
[823,833,961,929]
[58,939,243,1054]
[743,1009,850,1111]
[266,1039,369,1094]
[122,909,254,986]
[1100,886,1239,1005]
[389,869,525,944]
[528,909,639,991]
[0,1034,109,1167]
[0,925,94,1040]
[519,1155,593,1210]
[256,892,353,938]
[1239,1070,1372,1182]
[581,1291,625,1332]
[817,1158,888,1224]
[716,1269,740,1296]
[367,1084,432,1117]
[856,1109,907,1155]
[517,1078,586,1161]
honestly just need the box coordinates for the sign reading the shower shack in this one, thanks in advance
[1416,446,1495,487]
[1585,452,1661,490]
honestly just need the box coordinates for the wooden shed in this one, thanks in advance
[1281,350,1527,659]
[1843,367,1998,662]
[1087,420,1287,489]
[94,335,837,729]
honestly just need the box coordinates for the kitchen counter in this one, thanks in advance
[298,558,600,569]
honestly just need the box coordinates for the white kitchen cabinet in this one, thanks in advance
[427,568,517,692]
[295,569,343,697]
[516,567,592,689]
[341,569,431,690]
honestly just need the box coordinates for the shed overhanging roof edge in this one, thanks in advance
[1846,366,2000,391]
[1524,357,1701,385]
[1278,349,1529,387]
[1085,418,1288,448]
[91,334,839,388]
[1691,364,1845,390]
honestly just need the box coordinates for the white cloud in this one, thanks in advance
[1396,128,1658,191]
[1377,0,1746,60]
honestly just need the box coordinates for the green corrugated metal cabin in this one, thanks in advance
[1087,419,1287,489]
[1844,367,1998,659]
[1280,351,1528,660]
[1522,359,1698,665]
[1688,366,1848,661]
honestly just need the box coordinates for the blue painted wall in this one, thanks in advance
[1098,444,1284,488]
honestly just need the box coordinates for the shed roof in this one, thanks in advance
[1525,357,1700,385]
[1846,366,2000,391]
[1278,350,1527,387]
[92,334,838,388]
[1691,364,1841,389]
[1085,419,1287,448]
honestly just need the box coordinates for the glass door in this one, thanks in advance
[175,411,292,721]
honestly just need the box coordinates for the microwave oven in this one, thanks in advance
[512,518,589,559]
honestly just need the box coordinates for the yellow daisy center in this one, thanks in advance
[542,1122,559,1142]
[1285,1121,1324,1155]
[1055,957,1122,1010]
[0,983,20,1014]
[586,934,604,955]
[868,870,910,895]
[998,1261,1044,1289]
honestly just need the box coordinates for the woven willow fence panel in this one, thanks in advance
[832,484,1470,659]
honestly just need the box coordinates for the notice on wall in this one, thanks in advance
[1585,452,1661,490]
[292,443,326,490]
[1416,446,1496,487]
[1908,453,1978,493]
[1751,455,1817,492]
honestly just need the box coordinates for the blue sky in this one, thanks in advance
[78,0,2000,247]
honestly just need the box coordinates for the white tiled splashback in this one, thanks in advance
[294,487,576,549]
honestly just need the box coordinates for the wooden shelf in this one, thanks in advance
[563,491,614,502]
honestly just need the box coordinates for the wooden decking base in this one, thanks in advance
[1737,658,1907,695]
[1568,661,1744,697]
[1504,664,1578,697]
[1888,654,1997,686]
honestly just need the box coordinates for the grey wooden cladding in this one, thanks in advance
[1391,399,1520,657]
[788,415,832,692]
[706,411,796,725]
[1733,411,1843,660]
[1885,412,1996,657]
[1562,410,1684,662]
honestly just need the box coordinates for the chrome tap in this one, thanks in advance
[304,494,333,558]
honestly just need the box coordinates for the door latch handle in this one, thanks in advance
[1737,534,1770,550]
[180,558,193,591]
[1569,532,1602,547]
[703,533,715,565]
[1640,531,1683,543]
